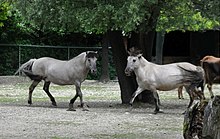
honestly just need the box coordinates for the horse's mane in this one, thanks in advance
[69,51,97,63]
[86,51,98,58]
[128,47,142,56]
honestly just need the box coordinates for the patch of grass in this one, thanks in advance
[44,121,82,126]
[50,136,70,139]
[153,126,182,132]
[0,96,25,103]
[90,133,153,139]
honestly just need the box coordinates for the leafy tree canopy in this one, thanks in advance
[7,0,220,34]
[157,0,220,32]
[0,2,11,27]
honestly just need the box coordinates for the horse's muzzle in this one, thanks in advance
[125,68,132,76]
[91,69,97,75]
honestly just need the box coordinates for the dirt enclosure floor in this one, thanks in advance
[1,76,220,139]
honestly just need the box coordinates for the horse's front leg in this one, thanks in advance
[28,80,40,105]
[67,92,78,111]
[129,87,144,107]
[67,83,88,111]
[76,85,88,111]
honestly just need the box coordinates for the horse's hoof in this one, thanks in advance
[182,111,186,115]
[28,104,32,107]
[67,108,76,111]
[126,106,133,112]
[82,108,89,111]
[52,102,57,106]
[28,101,32,105]
[153,110,163,114]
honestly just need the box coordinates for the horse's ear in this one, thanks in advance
[137,54,142,59]
[95,51,99,58]
[127,51,131,56]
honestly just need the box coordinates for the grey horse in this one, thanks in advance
[125,48,205,114]
[15,51,98,111]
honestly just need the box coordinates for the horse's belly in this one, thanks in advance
[45,72,76,85]
[156,85,179,91]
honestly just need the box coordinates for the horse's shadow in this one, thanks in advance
[1,100,188,115]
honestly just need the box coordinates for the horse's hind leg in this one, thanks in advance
[207,83,214,99]
[28,80,40,105]
[152,90,160,114]
[178,86,184,99]
[43,81,57,106]
[185,87,194,108]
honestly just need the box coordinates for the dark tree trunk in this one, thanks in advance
[155,32,165,64]
[139,31,156,104]
[183,100,208,139]
[202,96,220,139]
[99,34,110,83]
[107,30,136,104]
[183,96,220,139]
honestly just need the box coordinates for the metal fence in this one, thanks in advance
[0,44,106,76]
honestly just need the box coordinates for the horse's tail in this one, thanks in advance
[177,65,205,92]
[14,59,36,75]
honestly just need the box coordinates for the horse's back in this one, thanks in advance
[31,57,73,83]
[201,56,220,63]
[144,62,201,91]
[32,57,67,73]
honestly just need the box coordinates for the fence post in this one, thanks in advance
[68,46,70,60]
[18,45,21,76]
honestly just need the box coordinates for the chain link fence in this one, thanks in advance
[0,44,114,79]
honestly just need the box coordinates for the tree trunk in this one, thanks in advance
[183,100,208,139]
[183,96,220,139]
[99,34,110,83]
[155,32,165,64]
[202,96,220,139]
[138,31,156,104]
[107,30,136,104]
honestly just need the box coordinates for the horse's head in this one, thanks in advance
[125,48,142,76]
[86,51,98,75]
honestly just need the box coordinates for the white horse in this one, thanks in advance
[124,48,205,114]
[15,51,98,111]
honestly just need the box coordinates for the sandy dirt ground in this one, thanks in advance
[0,76,219,139]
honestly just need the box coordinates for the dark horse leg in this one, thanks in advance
[207,83,214,98]
[68,83,87,111]
[28,80,41,105]
[178,86,184,99]
[43,81,57,106]
[152,90,160,114]
[185,87,194,108]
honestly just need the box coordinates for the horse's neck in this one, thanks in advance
[134,57,152,76]
[68,53,88,71]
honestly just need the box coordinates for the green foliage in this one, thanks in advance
[9,0,219,35]
[11,0,159,34]
[0,2,11,27]
[157,0,220,32]
[191,0,220,21]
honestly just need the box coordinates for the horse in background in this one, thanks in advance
[178,55,220,99]
[125,48,205,114]
[15,51,98,111]
[200,55,220,98]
